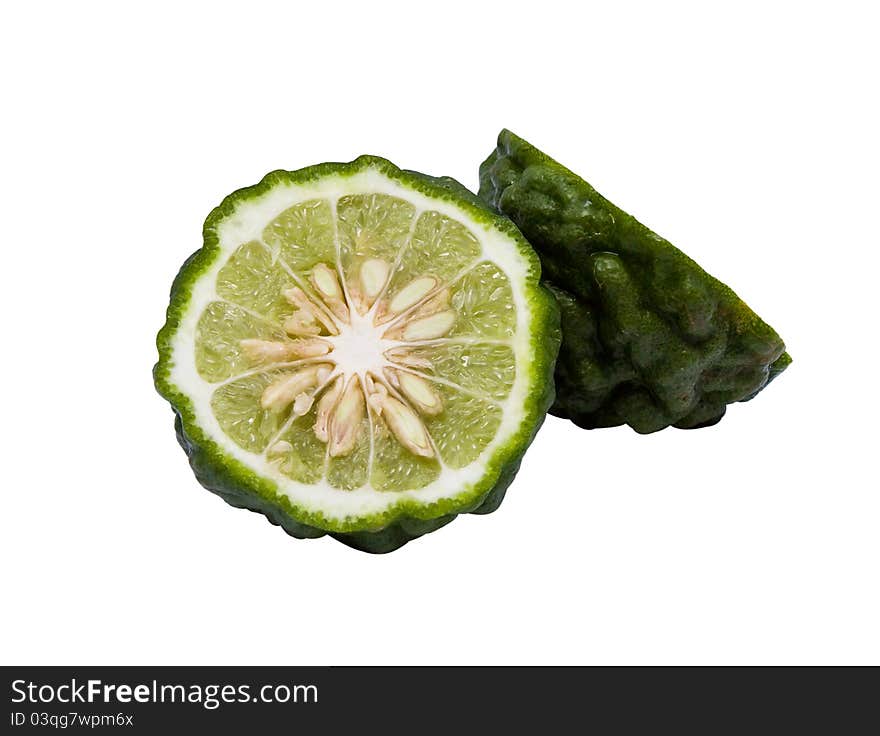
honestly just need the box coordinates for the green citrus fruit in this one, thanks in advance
[479,130,789,434]
[155,157,559,552]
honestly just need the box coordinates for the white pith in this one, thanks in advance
[169,168,534,520]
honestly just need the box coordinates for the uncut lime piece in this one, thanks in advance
[479,129,790,434]
[155,156,559,553]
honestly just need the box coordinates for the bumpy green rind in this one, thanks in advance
[479,130,790,434]
[155,156,560,553]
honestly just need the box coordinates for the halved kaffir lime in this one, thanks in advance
[155,157,559,552]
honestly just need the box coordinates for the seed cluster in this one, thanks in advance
[240,261,456,459]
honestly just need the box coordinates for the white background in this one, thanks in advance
[2,2,877,665]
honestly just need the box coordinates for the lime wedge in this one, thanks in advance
[155,157,559,552]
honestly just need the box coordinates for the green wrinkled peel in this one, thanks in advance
[479,129,789,434]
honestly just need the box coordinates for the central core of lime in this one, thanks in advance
[326,309,395,378]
